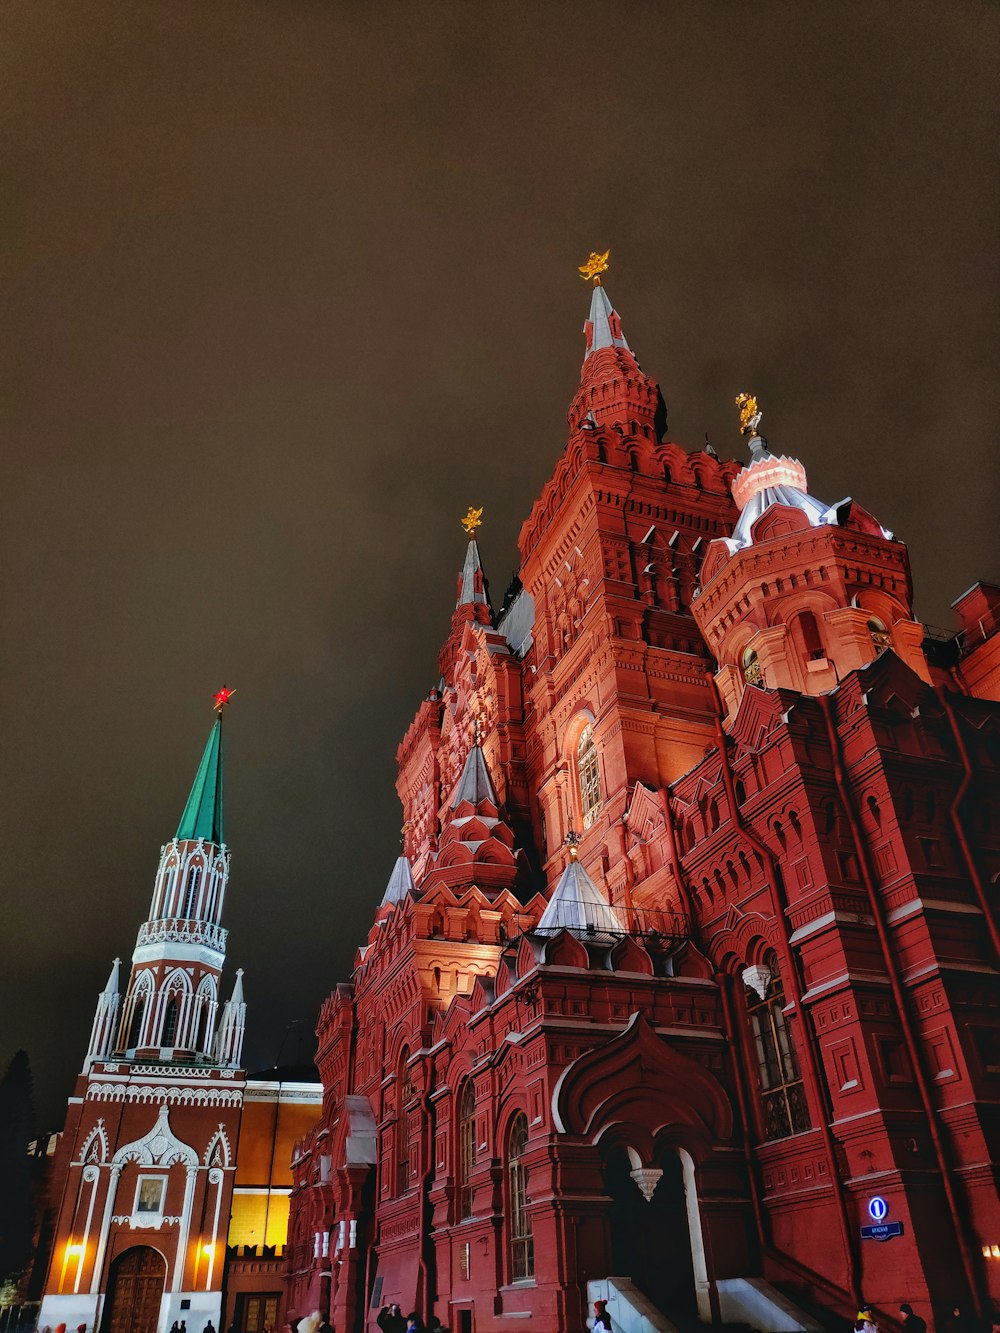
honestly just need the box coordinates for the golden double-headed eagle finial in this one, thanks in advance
[460,505,484,538]
[735,392,763,437]
[578,249,611,286]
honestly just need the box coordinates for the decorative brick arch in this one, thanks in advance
[552,1012,733,1155]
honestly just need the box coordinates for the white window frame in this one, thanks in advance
[133,1173,168,1221]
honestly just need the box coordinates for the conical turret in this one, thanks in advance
[535,846,625,943]
[380,854,417,909]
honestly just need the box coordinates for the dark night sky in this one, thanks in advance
[2,1,997,1125]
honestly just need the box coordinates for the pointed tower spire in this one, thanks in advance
[84,958,122,1069]
[114,690,237,1064]
[450,742,499,809]
[215,969,246,1067]
[176,714,225,844]
[568,251,665,435]
[380,854,416,908]
[583,282,631,360]
[428,743,518,896]
[457,538,489,609]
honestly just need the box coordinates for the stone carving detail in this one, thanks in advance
[630,1166,663,1202]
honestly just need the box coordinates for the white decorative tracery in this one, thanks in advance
[78,1120,110,1165]
[111,1104,198,1169]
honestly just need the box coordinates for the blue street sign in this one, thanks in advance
[868,1196,888,1222]
[861,1221,903,1242]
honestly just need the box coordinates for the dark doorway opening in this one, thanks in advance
[605,1147,697,1324]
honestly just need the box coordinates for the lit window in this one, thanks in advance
[745,952,810,1141]
[577,725,601,829]
[458,1079,476,1220]
[508,1113,534,1280]
[868,618,891,652]
[742,647,764,686]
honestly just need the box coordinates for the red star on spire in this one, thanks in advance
[213,685,236,714]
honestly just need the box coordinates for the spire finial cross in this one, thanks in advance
[460,505,484,538]
[578,249,611,287]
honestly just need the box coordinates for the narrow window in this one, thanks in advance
[745,952,810,1140]
[742,647,764,686]
[127,994,146,1048]
[195,1002,210,1053]
[396,1049,413,1195]
[161,995,180,1046]
[508,1113,534,1280]
[577,724,601,829]
[182,866,202,918]
[458,1079,476,1219]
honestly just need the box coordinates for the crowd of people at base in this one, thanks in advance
[30,1299,1000,1333]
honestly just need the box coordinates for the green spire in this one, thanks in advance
[176,716,224,844]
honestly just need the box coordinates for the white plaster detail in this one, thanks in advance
[629,1166,662,1202]
[742,963,772,1000]
[111,1104,198,1169]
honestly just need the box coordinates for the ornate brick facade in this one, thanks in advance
[286,278,999,1333]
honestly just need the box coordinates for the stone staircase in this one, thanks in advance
[587,1275,826,1333]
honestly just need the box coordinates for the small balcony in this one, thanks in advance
[135,917,227,952]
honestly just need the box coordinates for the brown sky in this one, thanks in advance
[2,0,997,1123]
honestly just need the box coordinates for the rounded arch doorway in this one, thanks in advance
[102,1246,166,1333]
[604,1145,697,1324]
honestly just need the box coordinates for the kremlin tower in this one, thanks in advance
[39,694,264,1333]
[286,257,1000,1333]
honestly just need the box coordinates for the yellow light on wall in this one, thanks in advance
[202,1244,214,1257]
[66,1243,84,1257]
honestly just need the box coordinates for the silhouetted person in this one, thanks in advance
[900,1304,926,1333]
[377,1308,405,1333]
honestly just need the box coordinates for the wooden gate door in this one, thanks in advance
[104,1247,166,1333]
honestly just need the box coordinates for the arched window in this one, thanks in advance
[458,1079,476,1219]
[577,724,601,829]
[126,994,147,1048]
[745,951,810,1141]
[182,866,202,918]
[161,995,180,1046]
[507,1113,534,1280]
[396,1048,413,1195]
[742,647,764,686]
[868,617,891,652]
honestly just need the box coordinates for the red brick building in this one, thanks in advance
[285,274,1000,1333]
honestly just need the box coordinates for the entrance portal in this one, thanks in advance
[103,1246,166,1333]
[605,1148,697,1324]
